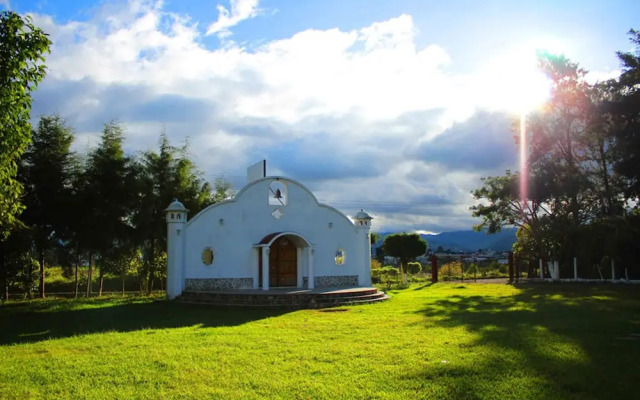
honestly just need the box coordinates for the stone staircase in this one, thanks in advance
[176,287,389,309]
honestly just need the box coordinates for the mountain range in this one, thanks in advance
[374,228,517,253]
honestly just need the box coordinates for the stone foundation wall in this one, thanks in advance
[313,275,359,287]
[185,278,253,291]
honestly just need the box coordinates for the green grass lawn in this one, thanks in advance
[1,283,639,400]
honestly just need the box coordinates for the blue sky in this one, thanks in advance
[2,0,638,232]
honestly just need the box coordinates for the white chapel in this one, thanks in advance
[165,161,373,298]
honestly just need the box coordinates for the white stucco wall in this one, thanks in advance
[177,177,370,290]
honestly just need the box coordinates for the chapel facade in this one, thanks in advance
[165,162,373,298]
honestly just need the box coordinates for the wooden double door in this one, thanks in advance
[267,236,297,287]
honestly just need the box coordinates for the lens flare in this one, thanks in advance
[520,112,528,208]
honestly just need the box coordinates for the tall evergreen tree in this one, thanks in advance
[134,133,216,294]
[81,121,138,296]
[19,115,75,298]
[608,29,640,201]
[62,154,90,298]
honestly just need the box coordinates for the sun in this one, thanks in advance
[473,43,557,115]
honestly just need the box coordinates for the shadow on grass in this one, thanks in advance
[413,284,640,399]
[412,282,435,291]
[0,297,286,345]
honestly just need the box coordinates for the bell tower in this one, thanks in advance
[353,209,373,286]
[166,199,188,299]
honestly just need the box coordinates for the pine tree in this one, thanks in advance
[19,115,75,298]
[81,122,138,296]
[133,133,216,294]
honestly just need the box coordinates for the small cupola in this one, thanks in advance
[165,199,189,223]
[353,209,373,228]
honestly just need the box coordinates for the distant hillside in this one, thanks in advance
[374,228,517,253]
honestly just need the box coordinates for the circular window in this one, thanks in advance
[335,248,346,265]
[202,247,214,265]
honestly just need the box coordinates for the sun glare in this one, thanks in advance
[471,40,569,208]
[476,44,554,115]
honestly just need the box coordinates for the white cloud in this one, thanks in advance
[206,0,260,38]
[586,69,621,84]
[28,0,520,232]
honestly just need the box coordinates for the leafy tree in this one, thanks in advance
[382,233,427,285]
[512,225,539,265]
[212,177,235,203]
[0,11,51,238]
[0,226,36,300]
[375,245,385,263]
[19,115,75,298]
[370,232,381,246]
[472,52,620,267]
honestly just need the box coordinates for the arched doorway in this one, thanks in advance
[256,232,312,289]
[268,236,297,287]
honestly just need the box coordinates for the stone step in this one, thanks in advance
[176,289,388,309]
[177,296,389,309]
[182,287,379,299]
[312,292,387,304]
[178,291,386,303]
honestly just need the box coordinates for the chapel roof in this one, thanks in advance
[165,199,188,212]
[354,209,373,220]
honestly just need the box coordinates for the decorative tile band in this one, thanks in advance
[185,278,253,291]
[184,276,358,291]
[314,275,359,287]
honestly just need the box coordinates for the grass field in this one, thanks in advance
[1,283,639,399]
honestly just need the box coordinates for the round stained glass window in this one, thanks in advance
[202,247,214,265]
[335,248,346,265]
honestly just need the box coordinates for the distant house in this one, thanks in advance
[165,161,373,298]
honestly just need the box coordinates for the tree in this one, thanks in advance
[370,232,381,246]
[81,122,138,296]
[0,11,51,238]
[0,226,37,300]
[467,263,479,282]
[60,153,90,298]
[472,52,617,268]
[607,29,640,201]
[133,133,216,294]
[382,233,427,285]
[19,115,75,298]
[212,177,235,203]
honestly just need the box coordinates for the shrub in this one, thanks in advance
[407,262,422,275]
[467,263,479,281]
[372,266,400,289]
[371,268,382,283]
[440,261,463,279]
[487,270,504,278]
